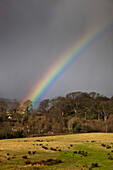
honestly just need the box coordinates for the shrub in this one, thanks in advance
[36,140,40,142]
[28,151,31,154]
[39,160,45,164]
[22,156,27,159]
[33,151,36,154]
[108,156,113,160]
[73,151,77,154]
[44,159,54,165]
[101,143,106,147]
[106,145,111,149]
[32,161,39,165]
[25,160,31,164]
[17,129,23,138]
[91,163,99,168]
[42,146,48,150]
[70,144,73,147]
[50,147,57,151]
[34,158,62,165]
[78,150,87,156]
[39,144,42,146]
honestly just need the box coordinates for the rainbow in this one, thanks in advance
[24,20,113,107]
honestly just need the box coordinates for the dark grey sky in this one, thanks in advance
[0,0,113,101]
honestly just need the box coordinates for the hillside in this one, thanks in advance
[0,133,113,169]
[0,91,113,139]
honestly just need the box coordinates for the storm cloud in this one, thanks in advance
[0,0,113,101]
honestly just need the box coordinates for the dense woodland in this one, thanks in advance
[0,91,113,139]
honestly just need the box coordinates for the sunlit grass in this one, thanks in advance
[0,133,113,169]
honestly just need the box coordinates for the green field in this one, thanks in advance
[0,133,113,169]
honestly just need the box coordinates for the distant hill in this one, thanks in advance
[0,98,12,104]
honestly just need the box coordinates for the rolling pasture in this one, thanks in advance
[0,133,113,169]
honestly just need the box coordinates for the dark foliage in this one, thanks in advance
[0,92,113,139]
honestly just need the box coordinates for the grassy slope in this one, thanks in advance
[0,133,113,169]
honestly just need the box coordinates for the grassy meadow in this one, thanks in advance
[0,133,113,169]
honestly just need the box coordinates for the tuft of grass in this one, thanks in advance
[24,140,27,142]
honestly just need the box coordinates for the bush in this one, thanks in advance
[7,158,10,160]
[50,147,57,151]
[36,140,40,142]
[78,150,87,156]
[28,151,31,154]
[25,160,31,164]
[39,144,42,146]
[89,162,99,169]
[32,158,62,165]
[33,151,36,154]
[106,145,111,149]
[101,143,106,147]
[91,163,98,167]
[22,156,27,159]
[70,144,73,147]
[108,156,113,160]
[42,146,48,150]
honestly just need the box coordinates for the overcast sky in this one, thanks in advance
[0,0,113,101]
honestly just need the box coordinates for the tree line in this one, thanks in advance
[0,92,113,139]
